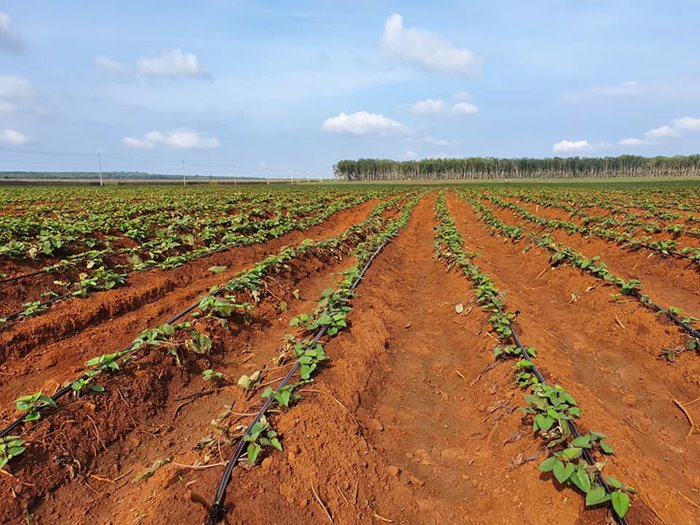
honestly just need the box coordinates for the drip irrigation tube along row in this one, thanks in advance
[435,192,632,524]
[0,193,399,321]
[206,241,388,524]
[0,200,401,440]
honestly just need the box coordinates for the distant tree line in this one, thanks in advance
[333,156,700,181]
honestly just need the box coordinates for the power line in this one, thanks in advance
[0,145,327,179]
[0,146,94,157]
[0,157,95,166]
[97,152,103,187]
[100,153,181,165]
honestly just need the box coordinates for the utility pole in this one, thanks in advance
[266,167,270,185]
[182,160,186,186]
[290,169,294,185]
[233,165,237,186]
[97,152,103,187]
[306,170,310,183]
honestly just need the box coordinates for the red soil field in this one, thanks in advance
[0,189,698,525]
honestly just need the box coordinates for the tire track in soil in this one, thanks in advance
[4,226,373,524]
[0,198,391,414]
[447,191,698,524]
[147,193,599,525]
[494,195,700,314]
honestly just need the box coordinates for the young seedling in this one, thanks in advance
[0,436,26,469]
[15,391,57,422]
[186,331,213,354]
[237,371,261,390]
[202,369,224,382]
[242,418,282,465]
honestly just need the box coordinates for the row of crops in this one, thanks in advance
[433,186,698,523]
[435,193,636,521]
[0,185,405,325]
[0,184,424,523]
[0,181,697,523]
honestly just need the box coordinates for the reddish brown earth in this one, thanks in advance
[558,204,700,249]
[526,195,700,223]
[0,198,356,315]
[0,197,401,447]
[19,239,366,525]
[513,196,700,253]
[547,200,700,249]
[123,192,599,525]
[0,196,398,523]
[0,197,387,367]
[492,196,700,316]
[446,192,698,524]
[606,203,700,222]
[0,192,698,525]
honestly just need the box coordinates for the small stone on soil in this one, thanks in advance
[622,394,637,406]
[369,418,384,431]
[408,476,425,487]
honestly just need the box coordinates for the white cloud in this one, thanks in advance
[380,14,476,75]
[0,12,25,52]
[672,116,700,132]
[321,111,405,136]
[618,115,700,146]
[409,98,449,114]
[0,75,35,114]
[0,129,30,145]
[0,75,33,100]
[122,129,221,149]
[565,81,641,101]
[121,136,156,149]
[590,80,639,97]
[417,135,453,147]
[408,98,478,116]
[452,90,472,102]
[557,115,700,152]
[452,101,478,115]
[136,49,211,80]
[96,56,128,74]
[553,140,590,153]
[404,150,419,160]
[644,125,680,140]
[619,138,647,147]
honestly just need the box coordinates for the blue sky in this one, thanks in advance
[1,0,699,178]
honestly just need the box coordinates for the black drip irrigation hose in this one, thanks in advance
[206,240,388,525]
[0,295,202,439]
[580,228,693,263]
[0,237,250,287]
[0,248,115,287]
[630,290,700,340]
[494,205,700,342]
[506,314,629,525]
[0,201,373,320]
[0,268,48,285]
[0,197,369,288]
[1,291,75,322]
[0,243,255,322]
[487,195,696,264]
[0,216,389,439]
